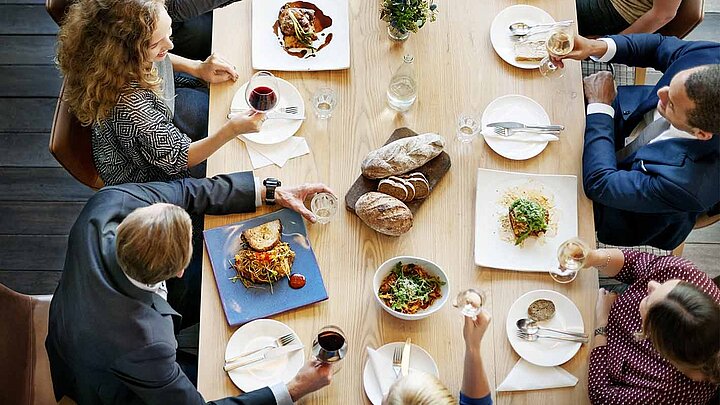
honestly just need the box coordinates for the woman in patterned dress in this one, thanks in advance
[586,248,720,404]
[57,0,263,185]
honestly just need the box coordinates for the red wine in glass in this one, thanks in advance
[312,326,347,364]
[248,86,277,112]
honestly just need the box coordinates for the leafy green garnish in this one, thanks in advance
[378,262,445,313]
[287,10,317,50]
[509,198,548,245]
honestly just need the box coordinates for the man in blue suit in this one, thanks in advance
[553,34,720,249]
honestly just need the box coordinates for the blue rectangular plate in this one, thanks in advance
[204,209,328,326]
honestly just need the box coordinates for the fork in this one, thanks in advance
[225,333,297,364]
[392,346,403,378]
[516,331,588,343]
[230,106,300,114]
[492,127,561,137]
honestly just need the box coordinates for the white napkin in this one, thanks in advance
[244,137,310,169]
[496,358,578,391]
[481,127,559,142]
[367,347,395,396]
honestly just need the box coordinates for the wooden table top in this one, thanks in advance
[198,1,597,404]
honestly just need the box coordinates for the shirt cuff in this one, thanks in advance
[590,38,617,63]
[587,103,615,118]
[269,382,293,405]
[254,176,262,208]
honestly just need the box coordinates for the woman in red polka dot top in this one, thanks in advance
[585,249,720,404]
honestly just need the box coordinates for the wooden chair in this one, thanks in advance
[46,0,104,190]
[635,0,705,84]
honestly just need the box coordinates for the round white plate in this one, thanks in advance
[490,5,555,69]
[224,319,304,392]
[506,290,584,367]
[481,94,551,160]
[230,77,305,145]
[362,342,439,405]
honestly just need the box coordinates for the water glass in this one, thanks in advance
[549,237,590,283]
[456,114,480,143]
[452,288,486,320]
[312,87,337,119]
[310,192,338,224]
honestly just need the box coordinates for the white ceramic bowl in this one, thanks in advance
[372,256,450,320]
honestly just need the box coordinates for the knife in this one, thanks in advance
[400,338,411,377]
[228,109,306,120]
[487,121,565,131]
[224,344,304,372]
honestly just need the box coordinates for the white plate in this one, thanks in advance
[362,342,439,405]
[231,77,305,145]
[474,168,578,271]
[505,290,584,366]
[252,0,350,71]
[224,319,304,392]
[490,5,555,69]
[481,94,550,161]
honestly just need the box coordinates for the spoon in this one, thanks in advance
[508,20,573,37]
[516,318,589,338]
[516,331,588,344]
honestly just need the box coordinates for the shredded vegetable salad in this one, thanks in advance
[228,242,295,292]
[378,262,445,314]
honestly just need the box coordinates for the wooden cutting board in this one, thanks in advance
[344,127,452,214]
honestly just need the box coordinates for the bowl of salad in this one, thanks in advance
[373,256,449,320]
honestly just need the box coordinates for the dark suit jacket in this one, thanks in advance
[583,34,720,250]
[45,172,277,405]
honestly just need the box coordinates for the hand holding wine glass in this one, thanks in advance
[549,237,590,283]
[539,25,575,79]
[311,325,347,373]
[246,71,279,113]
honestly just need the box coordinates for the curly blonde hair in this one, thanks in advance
[57,0,164,125]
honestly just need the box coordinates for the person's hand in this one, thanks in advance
[595,288,618,327]
[286,360,333,402]
[549,35,606,68]
[227,111,265,135]
[195,53,239,84]
[275,183,336,223]
[583,71,617,105]
[463,309,491,350]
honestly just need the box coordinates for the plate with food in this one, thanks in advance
[506,290,584,366]
[481,94,551,161]
[225,319,304,392]
[474,168,577,271]
[231,77,305,145]
[489,5,555,69]
[372,256,449,320]
[252,0,350,71]
[204,209,328,326]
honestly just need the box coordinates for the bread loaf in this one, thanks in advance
[361,133,445,179]
[354,192,413,236]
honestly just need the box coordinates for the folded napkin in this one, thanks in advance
[366,347,423,397]
[481,127,559,142]
[497,358,578,391]
[243,136,310,169]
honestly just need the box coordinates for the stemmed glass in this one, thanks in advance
[245,71,279,112]
[549,237,590,283]
[452,288,487,320]
[539,24,575,79]
[311,325,347,373]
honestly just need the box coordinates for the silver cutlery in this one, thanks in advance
[516,318,589,338]
[227,112,305,120]
[392,346,403,379]
[509,20,573,37]
[230,106,299,114]
[224,333,296,364]
[401,338,411,377]
[516,330,588,344]
[224,344,304,372]
[487,121,565,131]
[492,127,560,137]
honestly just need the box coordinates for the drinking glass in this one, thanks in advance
[311,325,347,373]
[245,71,279,112]
[452,288,486,320]
[456,113,480,144]
[549,237,590,283]
[310,192,338,224]
[539,25,575,79]
[312,87,337,119]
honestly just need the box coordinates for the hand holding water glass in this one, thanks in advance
[453,288,486,320]
[310,192,338,224]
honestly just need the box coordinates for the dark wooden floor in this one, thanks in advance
[0,3,717,294]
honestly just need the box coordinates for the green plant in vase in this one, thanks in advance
[380,0,438,41]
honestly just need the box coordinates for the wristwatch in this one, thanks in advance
[262,178,281,205]
[594,326,607,337]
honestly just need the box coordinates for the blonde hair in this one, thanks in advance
[56,0,164,124]
[116,203,193,285]
[385,372,455,405]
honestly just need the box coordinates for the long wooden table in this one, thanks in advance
[198,1,597,403]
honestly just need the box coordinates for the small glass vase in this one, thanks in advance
[387,25,410,41]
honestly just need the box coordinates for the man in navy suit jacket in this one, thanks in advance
[553,34,720,250]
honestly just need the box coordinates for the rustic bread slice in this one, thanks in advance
[388,176,415,201]
[378,179,408,201]
[242,219,282,252]
[403,174,430,199]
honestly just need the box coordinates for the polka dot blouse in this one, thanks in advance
[588,250,720,405]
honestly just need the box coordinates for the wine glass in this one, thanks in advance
[549,237,590,283]
[245,71,279,112]
[311,325,347,373]
[452,288,486,320]
[539,25,575,79]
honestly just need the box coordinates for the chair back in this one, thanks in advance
[0,284,56,405]
[658,0,705,39]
